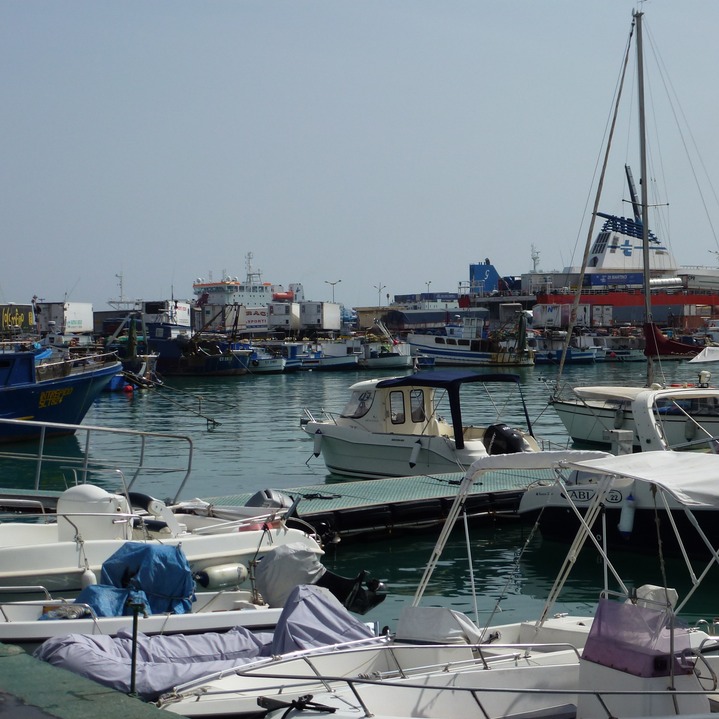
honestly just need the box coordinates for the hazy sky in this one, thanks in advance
[2,1,719,310]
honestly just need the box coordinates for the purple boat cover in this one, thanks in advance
[34,584,373,700]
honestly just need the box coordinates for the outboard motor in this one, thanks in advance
[245,488,294,510]
[315,569,387,615]
[483,423,527,455]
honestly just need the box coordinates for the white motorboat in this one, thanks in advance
[34,583,381,701]
[159,443,719,719]
[551,380,719,451]
[258,447,719,719]
[0,417,383,606]
[302,369,541,479]
[519,448,719,556]
[0,541,384,645]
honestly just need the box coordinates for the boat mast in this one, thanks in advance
[636,11,654,385]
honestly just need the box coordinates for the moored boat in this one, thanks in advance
[0,344,120,442]
[302,370,540,479]
[407,314,534,367]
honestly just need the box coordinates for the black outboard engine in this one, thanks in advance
[483,423,526,455]
[315,569,387,615]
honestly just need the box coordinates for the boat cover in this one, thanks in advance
[34,584,374,700]
[67,543,195,617]
[254,541,325,607]
[564,451,719,507]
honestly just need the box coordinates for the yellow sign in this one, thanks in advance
[38,388,73,408]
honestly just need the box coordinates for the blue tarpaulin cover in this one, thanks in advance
[74,543,195,617]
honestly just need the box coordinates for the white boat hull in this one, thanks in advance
[552,388,719,449]
[0,590,283,644]
[306,424,486,478]
[0,518,321,592]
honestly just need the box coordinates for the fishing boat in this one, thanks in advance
[234,343,286,374]
[406,314,534,367]
[0,344,120,442]
[550,9,719,448]
[302,370,541,479]
[321,320,414,370]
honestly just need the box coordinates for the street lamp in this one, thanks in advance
[373,282,386,307]
[425,281,431,294]
[324,279,341,302]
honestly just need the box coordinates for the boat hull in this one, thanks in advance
[0,523,321,593]
[306,424,487,479]
[551,395,719,449]
[0,359,120,442]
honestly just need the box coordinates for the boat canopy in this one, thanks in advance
[376,371,528,450]
[563,451,719,507]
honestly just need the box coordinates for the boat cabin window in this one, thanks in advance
[389,391,405,424]
[340,390,374,419]
[410,389,425,422]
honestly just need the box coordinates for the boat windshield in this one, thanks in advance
[340,390,374,419]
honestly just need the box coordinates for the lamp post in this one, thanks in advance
[373,282,386,307]
[324,279,341,302]
[425,281,431,294]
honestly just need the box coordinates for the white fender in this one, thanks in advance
[81,568,97,588]
[409,439,422,468]
[313,429,323,457]
[618,487,636,538]
[194,563,249,590]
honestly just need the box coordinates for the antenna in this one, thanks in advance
[530,245,541,273]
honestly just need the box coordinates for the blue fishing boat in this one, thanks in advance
[146,323,251,377]
[0,346,121,441]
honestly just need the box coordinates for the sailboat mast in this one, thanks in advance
[635,10,654,384]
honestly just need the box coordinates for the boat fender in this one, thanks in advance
[685,418,698,441]
[618,489,636,539]
[409,439,422,468]
[613,408,625,429]
[313,429,323,457]
[193,563,249,590]
[81,568,97,588]
[251,359,259,367]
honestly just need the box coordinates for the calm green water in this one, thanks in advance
[31,361,719,629]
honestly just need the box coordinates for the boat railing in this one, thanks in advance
[35,351,120,380]
[254,663,718,719]
[0,592,101,626]
[0,417,194,504]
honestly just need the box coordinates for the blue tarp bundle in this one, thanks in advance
[71,543,195,618]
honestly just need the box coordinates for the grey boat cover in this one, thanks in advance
[33,584,373,700]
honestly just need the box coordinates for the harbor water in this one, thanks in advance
[18,359,719,631]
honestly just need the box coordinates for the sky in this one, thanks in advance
[2,1,719,311]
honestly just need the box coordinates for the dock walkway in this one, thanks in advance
[203,468,552,541]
